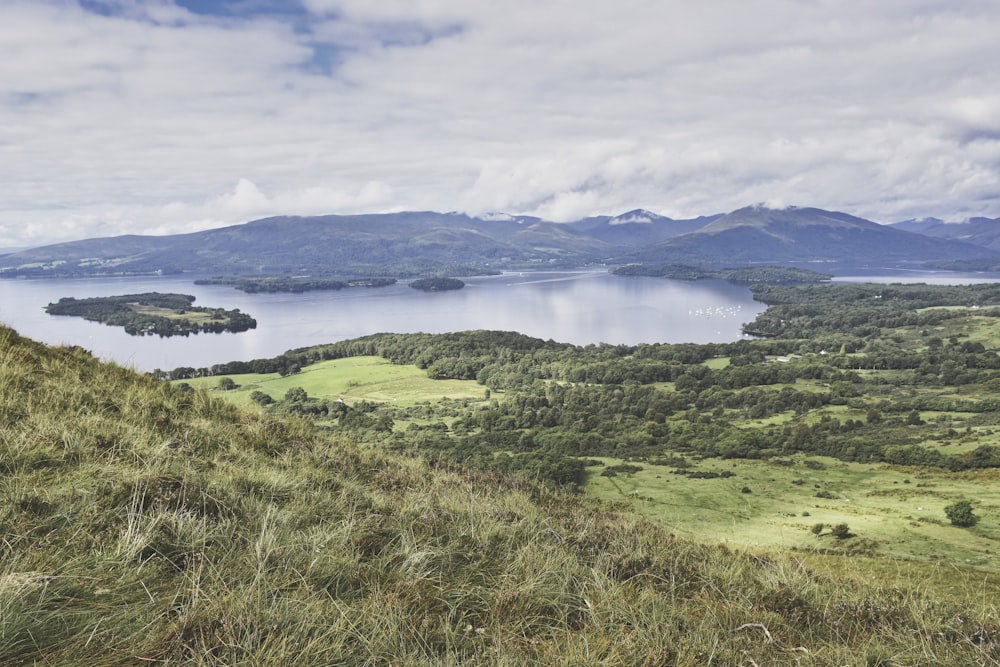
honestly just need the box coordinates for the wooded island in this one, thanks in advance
[45,292,257,336]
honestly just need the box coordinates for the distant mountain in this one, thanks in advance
[617,205,997,269]
[891,217,948,234]
[892,216,1000,251]
[0,212,614,278]
[3,205,996,279]
[567,209,719,247]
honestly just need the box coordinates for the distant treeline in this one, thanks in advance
[194,276,397,293]
[47,292,256,337]
[613,264,831,284]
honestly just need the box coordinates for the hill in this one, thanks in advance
[619,205,997,269]
[3,324,999,663]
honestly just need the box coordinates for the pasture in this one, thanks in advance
[178,356,488,409]
[585,454,1000,572]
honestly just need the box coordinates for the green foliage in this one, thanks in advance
[249,390,273,406]
[945,500,979,527]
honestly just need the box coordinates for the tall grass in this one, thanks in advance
[1,324,998,665]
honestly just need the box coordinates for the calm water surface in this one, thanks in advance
[0,270,765,371]
[5,269,999,372]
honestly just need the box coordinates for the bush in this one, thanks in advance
[250,390,273,406]
[830,523,852,540]
[944,500,978,527]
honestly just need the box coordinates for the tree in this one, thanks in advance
[944,500,978,527]
[218,377,236,391]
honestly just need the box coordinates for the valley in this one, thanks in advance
[173,282,1000,574]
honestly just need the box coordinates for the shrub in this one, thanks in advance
[944,500,978,527]
[250,390,273,406]
[831,523,852,540]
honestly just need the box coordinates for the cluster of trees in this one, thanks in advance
[194,276,396,293]
[46,292,256,337]
[409,277,465,292]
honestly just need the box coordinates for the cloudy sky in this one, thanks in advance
[3,0,1000,247]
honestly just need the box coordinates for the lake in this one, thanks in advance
[0,270,766,371]
[6,269,998,372]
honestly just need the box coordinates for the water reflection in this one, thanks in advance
[0,270,765,371]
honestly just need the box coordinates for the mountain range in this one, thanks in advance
[1,205,997,278]
[892,216,1000,251]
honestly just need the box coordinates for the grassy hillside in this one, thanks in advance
[3,325,1000,664]
[184,352,1000,572]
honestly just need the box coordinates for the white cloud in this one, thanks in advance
[2,0,1000,247]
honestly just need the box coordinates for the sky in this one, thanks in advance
[3,0,1000,247]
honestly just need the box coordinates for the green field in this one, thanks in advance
[178,356,489,409]
[586,454,1000,571]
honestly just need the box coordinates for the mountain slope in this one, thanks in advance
[620,205,997,268]
[567,209,720,247]
[0,212,613,277]
[893,216,1000,251]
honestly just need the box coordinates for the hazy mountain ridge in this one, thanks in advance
[892,216,1000,251]
[616,206,997,269]
[2,205,997,277]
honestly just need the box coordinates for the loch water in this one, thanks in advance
[0,270,766,371]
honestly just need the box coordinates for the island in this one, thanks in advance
[45,292,257,337]
[409,277,465,292]
[194,276,397,294]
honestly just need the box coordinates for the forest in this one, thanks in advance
[167,282,1000,487]
[46,292,257,337]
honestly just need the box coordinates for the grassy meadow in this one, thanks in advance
[181,355,490,409]
[586,455,1000,570]
[5,322,1000,664]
